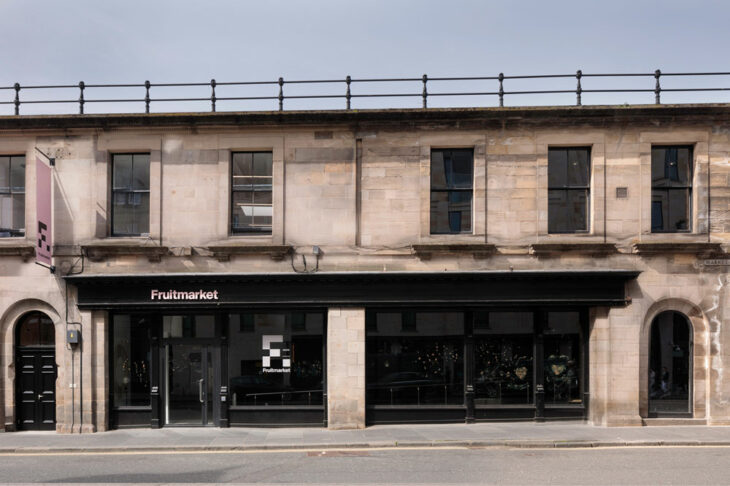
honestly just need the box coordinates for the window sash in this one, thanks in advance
[231,151,273,234]
[112,154,150,236]
[651,146,693,233]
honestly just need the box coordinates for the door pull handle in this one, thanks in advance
[198,379,204,403]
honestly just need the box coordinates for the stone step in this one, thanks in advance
[642,418,707,426]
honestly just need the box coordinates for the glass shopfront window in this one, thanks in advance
[112,314,152,408]
[474,312,534,405]
[227,312,324,407]
[544,312,582,404]
[367,312,464,406]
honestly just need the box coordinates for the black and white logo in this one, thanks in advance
[262,335,291,373]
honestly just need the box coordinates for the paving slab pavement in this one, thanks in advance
[1,421,730,453]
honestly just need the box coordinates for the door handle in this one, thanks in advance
[198,379,204,403]
[38,394,43,401]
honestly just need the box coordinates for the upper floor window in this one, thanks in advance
[0,155,25,237]
[548,147,590,233]
[430,148,473,234]
[231,151,272,234]
[651,146,692,232]
[112,153,150,236]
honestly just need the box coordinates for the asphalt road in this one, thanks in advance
[0,446,727,484]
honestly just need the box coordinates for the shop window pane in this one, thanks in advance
[367,312,464,406]
[112,314,151,407]
[163,315,215,338]
[474,312,533,405]
[544,312,581,404]
[227,312,324,407]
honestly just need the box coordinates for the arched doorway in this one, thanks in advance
[648,311,691,417]
[15,312,56,430]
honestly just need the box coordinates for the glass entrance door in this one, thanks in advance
[165,344,214,425]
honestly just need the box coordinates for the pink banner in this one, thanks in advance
[35,158,52,268]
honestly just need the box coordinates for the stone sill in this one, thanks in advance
[81,239,169,262]
[204,244,293,262]
[530,243,617,257]
[0,240,35,261]
[412,244,497,260]
[632,242,723,255]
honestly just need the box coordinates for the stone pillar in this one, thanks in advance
[327,307,365,429]
[589,307,610,425]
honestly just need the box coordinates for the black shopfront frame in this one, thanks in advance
[365,308,589,424]
[68,270,637,428]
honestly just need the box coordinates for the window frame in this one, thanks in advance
[0,154,26,237]
[547,147,591,234]
[110,153,150,237]
[650,145,693,234]
[230,151,273,235]
[429,148,474,235]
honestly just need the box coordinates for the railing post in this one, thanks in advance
[422,74,428,108]
[654,69,662,104]
[13,83,20,115]
[498,73,504,107]
[78,81,85,114]
[278,77,284,111]
[210,78,217,113]
[144,80,151,114]
[576,70,582,106]
[345,75,351,110]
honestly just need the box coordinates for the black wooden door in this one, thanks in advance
[16,348,56,430]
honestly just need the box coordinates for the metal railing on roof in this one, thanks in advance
[2,70,730,116]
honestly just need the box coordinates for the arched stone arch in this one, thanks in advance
[639,298,708,419]
[1,299,62,430]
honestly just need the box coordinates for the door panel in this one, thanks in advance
[16,349,56,430]
[165,344,217,426]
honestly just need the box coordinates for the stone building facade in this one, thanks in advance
[1,104,729,433]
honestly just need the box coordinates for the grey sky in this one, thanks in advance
[1,0,728,113]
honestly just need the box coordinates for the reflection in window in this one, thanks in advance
[430,149,473,234]
[651,146,692,232]
[0,155,25,237]
[649,311,691,415]
[227,312,323,406]
[112,153,150,236]
[231,151,273,234]
[112,315,151,407]
[548,147,590,233]
[367,312,464,405]
[163,315,215,338]
[474,312,533,405]
[544,312,581,404]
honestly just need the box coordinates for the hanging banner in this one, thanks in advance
[35,157,52,268]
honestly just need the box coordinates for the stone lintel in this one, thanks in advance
[0,242,35,261]
[204,244,293,262]
[530,243,617,257]
[632,242,723,256]
[412,244,497,260]
[81,242,169,263]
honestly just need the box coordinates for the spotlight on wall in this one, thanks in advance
[312,246,322,256]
